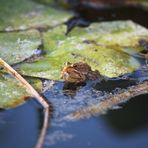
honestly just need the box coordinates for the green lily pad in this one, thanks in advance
[0,0,72,31]
[18,21,148,79]
[0,30,41,65]
[34,0,71,8]
[0,74,42,109]
[127,0,148,7]
[33,0,55,5]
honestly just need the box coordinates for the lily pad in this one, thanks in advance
[34,0,71,8]
[0,30,41,65]
[0,0,72,31]
[127,0,148,7]
[18,21,148,79]
[0,74,42,109]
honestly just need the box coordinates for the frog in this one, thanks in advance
[61,62,101,83]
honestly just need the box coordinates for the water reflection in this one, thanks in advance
[62,82,86,97]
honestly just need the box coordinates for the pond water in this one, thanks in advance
[0,93,148,148]
[0,4,148,148]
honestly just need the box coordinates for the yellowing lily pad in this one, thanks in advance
[0,74,42,109]
[0,30,41,65]
[0,0,72,31]
[0,74,28,109]
[18,21,148,79]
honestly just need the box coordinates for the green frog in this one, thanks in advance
[61,62,100,83]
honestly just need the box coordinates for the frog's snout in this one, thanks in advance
[61,71,69,80]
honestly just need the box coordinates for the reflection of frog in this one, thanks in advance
[61,62,100,83]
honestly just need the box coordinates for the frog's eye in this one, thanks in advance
[73,64,78,68]
[64,62,71,66]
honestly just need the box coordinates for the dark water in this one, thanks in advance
[77,6,148,28]
[66,5,148,33]
[0,100,39,148]
[0,4,148,148]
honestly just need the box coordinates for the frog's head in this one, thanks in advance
[61,62,86,83]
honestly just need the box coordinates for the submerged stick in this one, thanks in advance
[35,108,49,148]
[65,81,148,120]
[0,58,50,148]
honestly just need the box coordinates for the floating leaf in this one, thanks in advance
[17,21,148,80]
[127,0,148,7]
[0,73,42,109]
[34,0,72,8]
[0,0,72,31]
[0,74,28,109]
[0,30,41,65]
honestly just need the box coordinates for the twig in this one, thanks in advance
[65,81,148,120]
[35,108,49,148]
[0,58,50,148]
